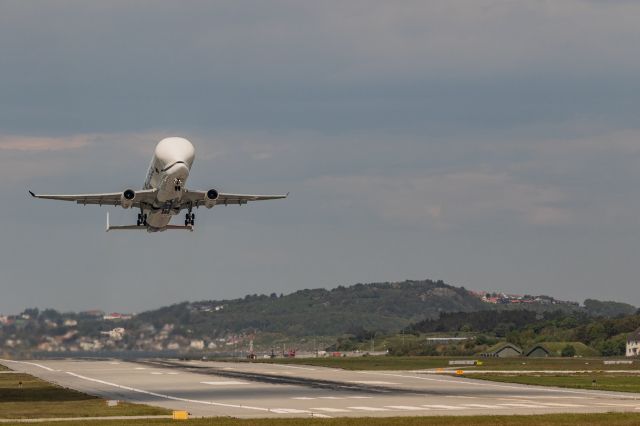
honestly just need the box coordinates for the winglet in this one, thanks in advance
[28,190,36,198]
[106,212,110,232]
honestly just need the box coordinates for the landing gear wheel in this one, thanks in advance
[185,212,195,226]
[143,214,148,226]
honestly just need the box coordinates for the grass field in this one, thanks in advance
[473,372,640,393]
[10,413,640,426]
[0,371,169,419]
[250,356,639,371]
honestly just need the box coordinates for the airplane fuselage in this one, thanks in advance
[142,137,195,232]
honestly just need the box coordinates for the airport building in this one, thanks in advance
[626,328,640,357]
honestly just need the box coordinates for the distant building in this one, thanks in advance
[480,342,522,358]
[525,342,599,358]
[103,313,132,321]
[190,340,205,350]
[627,328,640,357]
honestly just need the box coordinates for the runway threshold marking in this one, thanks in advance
[65,372,270,412]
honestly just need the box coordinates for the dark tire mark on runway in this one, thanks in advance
[137,359,433,396]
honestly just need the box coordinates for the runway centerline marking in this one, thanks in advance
[65,372,269,412]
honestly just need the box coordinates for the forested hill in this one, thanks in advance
[132,280,487,337]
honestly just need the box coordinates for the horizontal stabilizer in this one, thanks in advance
[106,225,147,231]
[105,213,193,232]
[164,225,194,231]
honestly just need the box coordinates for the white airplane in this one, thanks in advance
[29,137,288,232]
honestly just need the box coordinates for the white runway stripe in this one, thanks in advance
[384,405,426,410]
[537,402,586,407]
[498,403,548,408]
[462,404,505,409]
[311,407,352,413]
[348,406,390,411]
[421,404,463,410]
[271,409,311,414]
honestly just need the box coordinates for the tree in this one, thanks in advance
[561,344,576,357]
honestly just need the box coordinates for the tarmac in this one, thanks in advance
[3,358,640,419]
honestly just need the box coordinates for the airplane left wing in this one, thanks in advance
[182,190,288,207]
[29,189,157,208]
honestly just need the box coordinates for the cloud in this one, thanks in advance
[0,135,90,152]
[309,171,571,229]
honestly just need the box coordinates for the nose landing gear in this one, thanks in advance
[185,212,195,226]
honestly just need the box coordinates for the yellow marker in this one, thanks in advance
[455,370,464,375]
[476,361,483,366]
[173,410,189,420]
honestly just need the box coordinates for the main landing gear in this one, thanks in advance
[185,212,195,226]
[137,213,148,226]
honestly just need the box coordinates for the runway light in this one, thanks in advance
[455,370,464,375]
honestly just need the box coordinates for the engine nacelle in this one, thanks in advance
[204,189,219,209]
[120,189,136,209]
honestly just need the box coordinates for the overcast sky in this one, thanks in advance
[2,1,640,314]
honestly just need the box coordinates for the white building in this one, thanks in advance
[626,328,640,357]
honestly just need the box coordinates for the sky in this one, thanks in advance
[1,0,640,314]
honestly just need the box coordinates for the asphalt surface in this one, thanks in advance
[3,358,640,419]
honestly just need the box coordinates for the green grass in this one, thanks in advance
[473,373,640,393]
[250,356,640,371]
[10,413,640,426]
[0,372,170,419]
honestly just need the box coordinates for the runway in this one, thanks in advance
[3,358,640,418]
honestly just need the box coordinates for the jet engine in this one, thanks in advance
[204,189,219,208]
[120,189,136,209]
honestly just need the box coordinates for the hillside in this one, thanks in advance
[132,280,487,338]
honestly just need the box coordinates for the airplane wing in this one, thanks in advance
[182,190,288,207]
[29,189,157,208]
